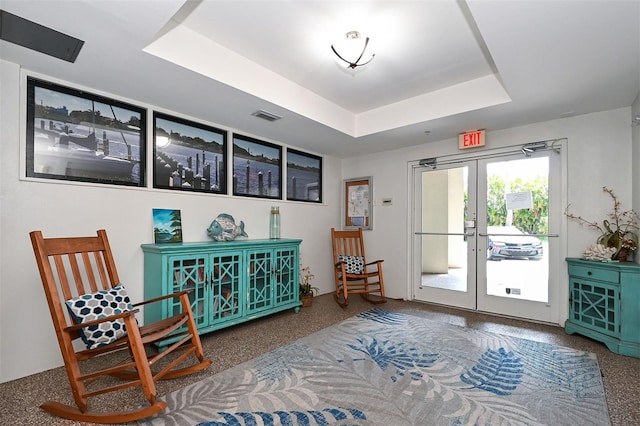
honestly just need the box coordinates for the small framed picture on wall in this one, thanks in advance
[343,176,373,230]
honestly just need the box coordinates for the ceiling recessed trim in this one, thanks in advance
[355,74,512,137]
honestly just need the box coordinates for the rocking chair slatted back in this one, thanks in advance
[29,229,212,424]
[331,227,386,307]
[33,231,119,341]
[332,229,366,259]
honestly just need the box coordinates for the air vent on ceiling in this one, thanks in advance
[251,110,282,122]
[0,9,84,63]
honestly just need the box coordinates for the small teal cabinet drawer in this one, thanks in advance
[568,264,620,283]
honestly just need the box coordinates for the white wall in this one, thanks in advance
[0,60,342,382]
[1,56,636,382]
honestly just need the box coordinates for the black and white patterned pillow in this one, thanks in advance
[65,284,132,349]
[338,255,365,274]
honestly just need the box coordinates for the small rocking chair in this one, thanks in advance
[29,229,212,424]
[331,227,386,307]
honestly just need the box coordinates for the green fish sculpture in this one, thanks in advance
[207,213,248,241]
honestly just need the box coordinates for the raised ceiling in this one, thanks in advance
[1,1,638,158]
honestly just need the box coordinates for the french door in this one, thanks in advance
[412,146,562,323]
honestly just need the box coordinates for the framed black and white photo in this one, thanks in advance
[26,77,146,187]
[232,134,282,199]
[153,112,227,194]
[343,176,373,230]
[286,148,322,202]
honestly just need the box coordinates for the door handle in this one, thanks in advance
[478,233,559,237]
[415,232,471,236]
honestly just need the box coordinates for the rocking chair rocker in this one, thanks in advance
[331,227,386,307]
[29,229,212,424]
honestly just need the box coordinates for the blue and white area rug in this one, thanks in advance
[140,310,609,425]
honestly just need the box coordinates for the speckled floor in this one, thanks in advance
[1,294,638,425]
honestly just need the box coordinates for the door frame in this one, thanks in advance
[406,139,569,325]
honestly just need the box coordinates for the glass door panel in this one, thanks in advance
[484,156,549,302]
[210,252,241,320]
[246,249,274,313]
[169,255,207,328]
[477,152,559,321]
[413,163,477,310]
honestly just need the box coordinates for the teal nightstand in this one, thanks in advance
[565,257,640,357]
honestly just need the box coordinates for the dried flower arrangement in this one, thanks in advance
[565,186,639,261]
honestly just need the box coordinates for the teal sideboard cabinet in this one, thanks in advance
[142,239,302,345]
[565,257,640,357]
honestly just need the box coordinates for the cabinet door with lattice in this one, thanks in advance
[209,251,242,321]
[569,278,619,337]
[273,245,299,306]
[245,248,274,315]
[168,254,209,329]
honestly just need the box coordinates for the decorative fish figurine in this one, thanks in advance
[207,213,248,241]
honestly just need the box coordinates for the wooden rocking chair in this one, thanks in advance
[331,227,386,307]
[29,229,212,424]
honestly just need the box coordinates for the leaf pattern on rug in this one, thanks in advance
[253,340,315,384]
[139,310,610,426]
[517,338,604,398]
[356,308,405,325]
[195,407,366,426]
[460,347,524,396]
[345,336,438,382]
[403,356,540,425]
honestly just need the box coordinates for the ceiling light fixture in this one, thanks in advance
[331,31,375,69]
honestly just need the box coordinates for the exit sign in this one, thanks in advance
[459,130,485,149]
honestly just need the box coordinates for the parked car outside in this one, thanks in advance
[487,225,543,260]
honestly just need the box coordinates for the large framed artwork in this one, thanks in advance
[26,77,146,187]
[286,148,322,203]
[343,176,373,230]
[153,112,227,193]
[232,134,282,199]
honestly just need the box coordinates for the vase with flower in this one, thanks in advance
[299,265,318,307]
[565,186,639,261]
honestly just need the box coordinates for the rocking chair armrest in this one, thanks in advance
[364,259,384,266]
[132,289,192,307]
[64,309,140,332]
[335,260,345,268]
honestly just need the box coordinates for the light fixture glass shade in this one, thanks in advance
[155,129,171,147]
[331,31,375,69]
[156,135,170,148]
